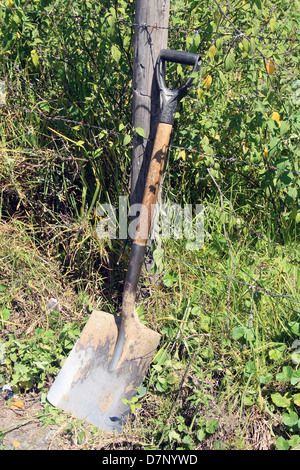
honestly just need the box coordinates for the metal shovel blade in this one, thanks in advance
[47,309,161,432]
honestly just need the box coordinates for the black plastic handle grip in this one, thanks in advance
[156,49,201,125]
[159,49,201,67]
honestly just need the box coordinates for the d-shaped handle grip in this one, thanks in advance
[159,49,201,66]
[157,49,201,125]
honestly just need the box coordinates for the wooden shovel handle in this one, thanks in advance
[134,122,173,246]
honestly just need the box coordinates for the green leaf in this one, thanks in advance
[163,270,178,287]
[232,325,254,342]
[134,127,146,138]
[276,366,293,382]
[271,392,291,408]
[199,315,211,332]
[224,50,235,72]
[123,134,131,146]
[245,360,256,376]
[282,411,299,428]
[291,370,300,386]
[111,44,121,63]
[242,37,249,53]
[269,343,286,361]
[276,436,290,450]
[137,386,147,398]
[152,247,164,273]
[287,321,300,337]
[269,17,276,33]
[232,326,245,340]
[168,430,181,442]
[287,187,297,201]
[1,306,11,321]
[288,434,300,448]
[259,373,273,385]
[293,393,300,407]
[31,50,39,67]
[205,419,219,434]
[291,350,300,365]
[197,429,206,441]
[215,37,223,50]
[280,120,290,135]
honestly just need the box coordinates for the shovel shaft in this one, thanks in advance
[134,122,173,246]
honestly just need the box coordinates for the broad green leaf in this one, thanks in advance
[208,45,217,60]
[215,38,223,50]
[232,326,245,340]
[287,321,300,336]
[276,366,293,382]
[224,50,235,72]
[168,430,181,442]
[276,436,290,450]
[282,411,299,428]
[287,187,297,201]
[134,127,146,138]
[1,306,11,321]
[163,270,178,287]
[293,393,300,407]
[205,419,219,434]
[242,37,250,53]
[200,315,211,332]
[197,429,206,441]
[291,351,300,365]
[288,435,300,448]
[137,386,147,398]
[269,17,276,33]
[111,45,121,63]
[271,392,291,408]
[259,373,273,384]
[269,343,286,361]
[123,134,131,146]
[30,50,39,67]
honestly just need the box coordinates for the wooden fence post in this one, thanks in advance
[131,0,170,209]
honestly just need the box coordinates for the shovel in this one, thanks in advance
[47,49,201,432]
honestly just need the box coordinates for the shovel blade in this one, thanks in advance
[47,310,160,432]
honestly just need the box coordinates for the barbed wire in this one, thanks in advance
[118,20,300,43]
[163,255,300,313]
[169,143,300,176]
[1,5,299,43]
[2,103,299,177]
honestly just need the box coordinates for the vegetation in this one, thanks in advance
[0,0,299,450]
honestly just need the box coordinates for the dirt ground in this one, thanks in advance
[0,390,146,450]
[0,393,61,450]
[1,385,275,451]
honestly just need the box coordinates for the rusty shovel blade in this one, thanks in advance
[47,309,161,432]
